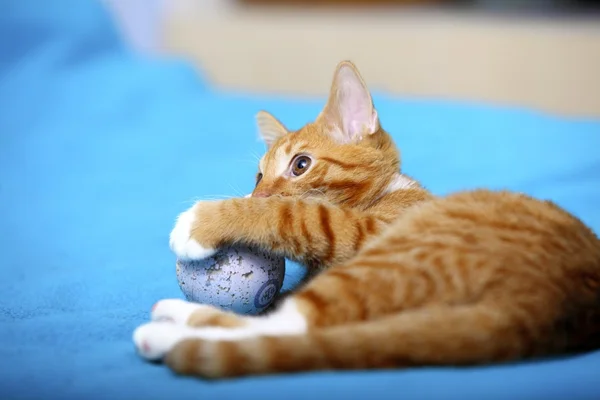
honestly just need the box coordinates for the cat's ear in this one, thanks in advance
[256,111,289,148]
[318,61,379,143]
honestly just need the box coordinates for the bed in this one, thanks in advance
[1,1,599,399]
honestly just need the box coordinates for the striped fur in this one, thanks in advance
[134,61,600,379]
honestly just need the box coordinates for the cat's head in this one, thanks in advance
[252,61,401,208]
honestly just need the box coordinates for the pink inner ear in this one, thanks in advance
[343,110,378,138]
[337,71,377,139]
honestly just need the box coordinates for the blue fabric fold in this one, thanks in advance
[1,1,599,399]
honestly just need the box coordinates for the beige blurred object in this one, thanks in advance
[162,1,600,117]
[238,0,441,4]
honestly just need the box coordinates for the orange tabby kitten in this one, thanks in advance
[133,61,600,378]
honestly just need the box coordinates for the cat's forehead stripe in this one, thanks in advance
[274,143,291,176]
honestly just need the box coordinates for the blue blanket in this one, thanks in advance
[1,1,599,399]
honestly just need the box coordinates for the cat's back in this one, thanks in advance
[369,189,600,302]
[401,188,599,265]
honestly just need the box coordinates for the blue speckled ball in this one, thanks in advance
[175,245,286,315]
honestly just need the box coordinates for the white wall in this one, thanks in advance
[101,0,238,54]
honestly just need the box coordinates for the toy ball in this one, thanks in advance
[175,245,286,315]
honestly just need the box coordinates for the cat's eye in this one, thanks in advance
[256,172,263,185]
[291,155,312,176]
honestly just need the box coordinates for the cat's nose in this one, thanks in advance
[252,191,271,198]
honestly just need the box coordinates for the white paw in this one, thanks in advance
[151,298,212,325]
[169,203,216,260]
[133,322,257,361]
[133,322,187,361]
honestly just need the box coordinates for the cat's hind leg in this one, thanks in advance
[136,298,554,378]
[134,297,308,361]
[149,299,246,327]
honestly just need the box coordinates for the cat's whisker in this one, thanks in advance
[209,194,237,200]
[180,195,237,205]
[179,198,200,207]
[298,188,326,200]
[240,158,259,166]
[228,184,246,198]
[249,151,262,163]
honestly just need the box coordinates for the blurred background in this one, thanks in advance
[102,0,600,117]
[1,2,600,398]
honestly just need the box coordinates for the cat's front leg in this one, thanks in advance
[169,196,388,267]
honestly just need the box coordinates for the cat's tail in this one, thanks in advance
[164,302,567,379]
